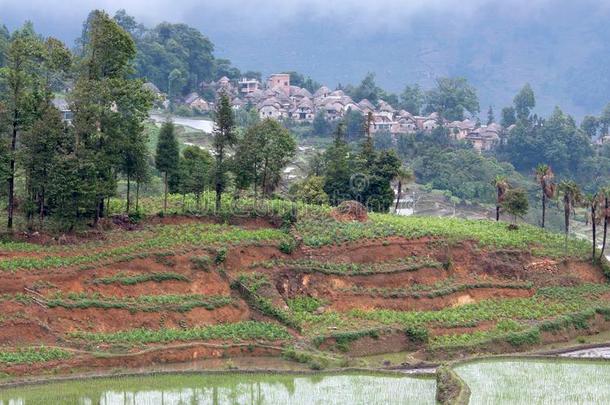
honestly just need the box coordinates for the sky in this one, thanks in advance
[2,0,610,117]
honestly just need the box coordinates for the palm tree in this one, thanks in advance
[394,167,415,213]
[535,164,556,228]
[599,187,610,261]
[583,193,602,261]
[492,175,509,221]
[558,180,582,238]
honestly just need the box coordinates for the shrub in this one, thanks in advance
[153,252,176,267]
[215,248,227,264]
[505,328,540,347]
[190,255,212,271]
[405,325,429,344]
[279,239,296,254]
[287,296,325,313]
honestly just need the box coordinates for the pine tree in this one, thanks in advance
[155,121,179,212]
[179,146,212,211]
[71,10,152,225]
[487,105,495,125]
[212,93,236,212]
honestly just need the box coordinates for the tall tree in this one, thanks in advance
[599,187,610,260]
[581,115,599,140]
[492,175,509,221]
[583,193,601,261]
[155,121,179,212]
[394,166,414,213]
[487,106,495,125]
[349,73,383,104]
[424,77,479,121]
[179,145,212,210]
[121,128,149,214]
[212,93,236,211]
[600,103,610,137]
[234,119,296,197]
[0,25,44,229]
[21,105,66,227]
[514,84,536,122]
[500,106,516,127]
[323,123,352,204]
[71,10,152,225]
[558,180,582,238]
[535,164,555,228]
[400,85,424,115]
[501,188,529,225]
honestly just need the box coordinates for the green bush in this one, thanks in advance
[405,325,429,344]
[153,252,176,267]
[287,296,325,313]
[215,248,227,264]
[505,328,540,347]
[190,255,212,271]
[279,240,296,254]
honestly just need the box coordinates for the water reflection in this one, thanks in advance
[0,372,435,405]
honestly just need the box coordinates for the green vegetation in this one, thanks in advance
[189,255,212,271]
[68,321,291,344]
[0,347,71,365]
[92,272,189,285]
[253,256,442,276]
[319,329,382,352]
[296,214,589,258]
[0,223,289,272]
[232,273,301,330]
[341,281,532,299]
[286,296,326,313]
[436,365,471,405]
[46,292,233,313]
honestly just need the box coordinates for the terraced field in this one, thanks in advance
[0,210,607,376]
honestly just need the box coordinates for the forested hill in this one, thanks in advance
[3,1,610,118]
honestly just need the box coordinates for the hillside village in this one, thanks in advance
[151,73,506,152]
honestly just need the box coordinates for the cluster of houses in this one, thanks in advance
[143,73,507,152]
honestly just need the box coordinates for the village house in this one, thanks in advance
[238,78,261,94]
[466,123,501,151]
[188,72,507,153]
[266,73,291,96]
[52,97,73,124]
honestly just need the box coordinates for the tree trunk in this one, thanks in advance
[163,172,168,213]
[215,152,223,213]
[39,186,45,230]
[541,191,546,228]
[591,203,597,261]
[126,174,131,214]
[600,196,608,260]
[94,197,101,227]
[7,118,17,230]
[135,182,140,212]
[395,180,402,213]
[495,186,502,221]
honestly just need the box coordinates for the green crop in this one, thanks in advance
[68,321,291,344]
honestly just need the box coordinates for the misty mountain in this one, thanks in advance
[2,0,610,118]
